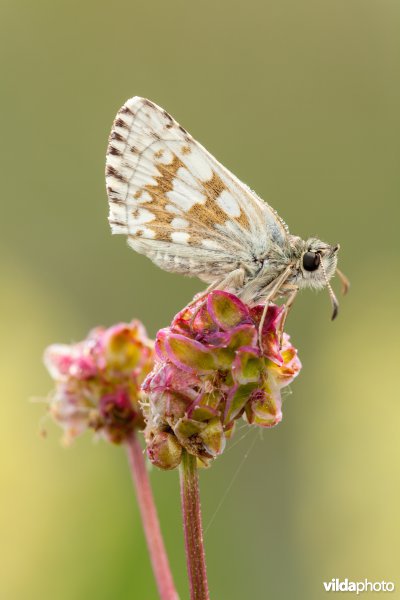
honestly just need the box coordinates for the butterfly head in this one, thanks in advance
[297,238,340,319]
[300,239,339,284]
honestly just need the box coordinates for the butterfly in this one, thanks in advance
[105,97,348,331]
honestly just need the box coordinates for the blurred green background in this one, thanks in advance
[1,0,399,598]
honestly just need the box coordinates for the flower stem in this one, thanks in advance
[179,450,210,600]
[126,432,179,600]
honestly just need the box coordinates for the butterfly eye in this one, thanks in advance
[303,251,321,272]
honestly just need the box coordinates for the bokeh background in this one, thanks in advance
[1,1,399,598]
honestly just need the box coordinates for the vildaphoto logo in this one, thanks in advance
[323,579,395,594]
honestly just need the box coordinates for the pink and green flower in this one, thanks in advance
[143,291,301,469]
[44,321,154,444]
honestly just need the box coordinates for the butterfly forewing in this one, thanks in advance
[106,97,288,282]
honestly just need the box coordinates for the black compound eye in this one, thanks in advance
[303,251,321,272]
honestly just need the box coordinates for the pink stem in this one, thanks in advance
[126,432,179,600]
[179,451,210,600]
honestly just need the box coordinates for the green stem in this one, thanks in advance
[126,432,179,600]
[179,451,210,600]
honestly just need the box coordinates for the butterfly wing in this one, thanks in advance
[106,97,288,283]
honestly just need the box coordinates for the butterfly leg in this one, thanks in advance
[189,279,224,309]
[258,266,293,350]
[190,267,246,307]
[189,267,247,329]
[277,285,299,344]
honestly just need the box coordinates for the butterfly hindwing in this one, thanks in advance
[106,97,288,281]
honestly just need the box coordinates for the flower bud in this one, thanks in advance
[146,431,183,470]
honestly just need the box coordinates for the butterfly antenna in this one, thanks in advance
[320,260,339,320]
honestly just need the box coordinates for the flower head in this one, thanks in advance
[44,321,154,444]
[143,291,301,469]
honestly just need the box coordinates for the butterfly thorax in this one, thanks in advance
[237,235,338,305]
[233,235,297,304]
